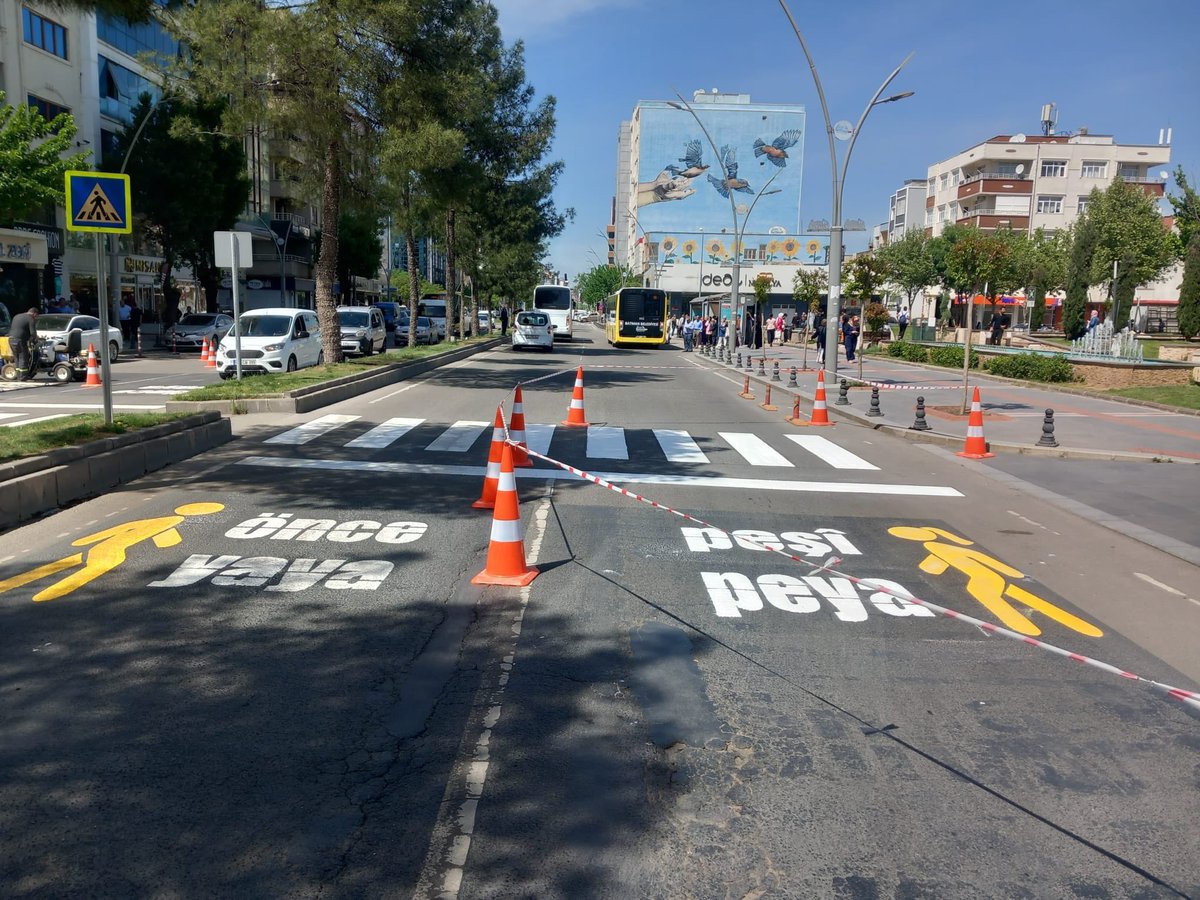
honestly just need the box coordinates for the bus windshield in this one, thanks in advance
[617,291,663,321]
[533,286,571,311]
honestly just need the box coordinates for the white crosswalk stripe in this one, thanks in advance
[785,434,878,470]
[653,429,709,463]
[587,425,629,460]
[345,417,425,449]
[424,420,490,452]
[265,414,360,445]
[718,432,793,467]
[525,423,555,457]
[0,413,23,423]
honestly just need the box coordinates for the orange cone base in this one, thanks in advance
[471,498,495,510]
[956,448,994,459]
[561,418,589,427]
[472,565,538,587]
[512,447,533,467]
[760,403,778,411]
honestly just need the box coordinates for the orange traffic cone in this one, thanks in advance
[509,385,532,467]
[200,338,209,364]
[805,370,834,426]
[561,366,590,427]
[82,343,102,387]
[471,443,538,586]
[472,406,506,510]
[956,386,994,459]
[206,337,219,369]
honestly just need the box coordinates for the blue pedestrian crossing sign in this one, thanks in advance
[64,171,132,234]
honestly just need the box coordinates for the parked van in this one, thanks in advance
[216,307,323,379]
[420,297,448,340]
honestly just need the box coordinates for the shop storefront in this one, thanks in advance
[0,227,51,316]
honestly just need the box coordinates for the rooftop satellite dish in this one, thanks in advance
[1159,170,1170,180]
[711,88,718,94]
[1015,164,1026,176]
[1009,133,1027,143]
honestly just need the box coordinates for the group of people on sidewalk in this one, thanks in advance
[671,314,724,352]
[670,308,866,362]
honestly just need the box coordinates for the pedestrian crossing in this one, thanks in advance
[260,414,882,471]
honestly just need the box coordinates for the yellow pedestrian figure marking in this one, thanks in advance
[888,526,1103,638]
[0,503,223,603]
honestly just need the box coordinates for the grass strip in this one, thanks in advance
[1106,384,1200,411]
[0,413,192,463]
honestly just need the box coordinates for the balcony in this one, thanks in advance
[270,178,305,202]
[956,209,1030,230]
[958,177,1033,200]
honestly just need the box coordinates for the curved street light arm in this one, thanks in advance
[737,167,785,242]
[775,1,838,208]
[837,51,915,217]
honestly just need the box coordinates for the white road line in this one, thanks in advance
[425,420,489,453]
[587,425,628,460]
[236,456,963,497]
[345,417,425,449]
[719,432,793,467]
[525,423,555,457]
[653,428,709,463]
[1,413,71,427]
[369,351,499,404]
[264,414,360,445]
[1134,572,1200,608]
[0,413,22,422]
[0,402,164,410]
[784,434,878,470]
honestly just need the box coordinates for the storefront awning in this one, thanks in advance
[0,227,49,267]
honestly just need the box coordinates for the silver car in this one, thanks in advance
[33,314,123,362]
[337,306,387,355]
[169,313,234,352]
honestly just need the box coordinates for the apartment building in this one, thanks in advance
[924,131,1170,237]
[887,178,927,241]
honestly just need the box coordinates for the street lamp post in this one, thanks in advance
[776,0,913,381]
[667,95,784,356]
[272,218,294,306]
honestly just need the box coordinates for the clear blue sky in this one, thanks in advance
[491,0,1199,281]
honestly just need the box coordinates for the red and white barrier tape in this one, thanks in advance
[838,375,962,391]
[496,406,1200,714]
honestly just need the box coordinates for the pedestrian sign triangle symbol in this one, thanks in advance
[75,183,124,224]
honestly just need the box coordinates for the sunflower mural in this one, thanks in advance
[806,239,826,263]
[706,238,727,262]
[781,237,801,259]
[660,236,678,264]
[681,238,699,263]
[766,239,781,262]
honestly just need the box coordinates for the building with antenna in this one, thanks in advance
[923,111,1171,238]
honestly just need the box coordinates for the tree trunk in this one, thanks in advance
[314,139,343,365]
[404,213,420,347]
[445,208,458,340]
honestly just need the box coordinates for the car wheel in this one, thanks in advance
[286,355,298,372]
[219,371,232,381]
[363,340,373,357]
[108,341,120,363]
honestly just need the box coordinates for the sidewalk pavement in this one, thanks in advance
[701,340,1200,463]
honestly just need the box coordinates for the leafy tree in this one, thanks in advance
[841,252,885,304]
[877,230,936,314]
[1177,233,1200,340]
[106,93,248,319]
[928,223,970,292]
[0,91,91,222]
[1064,215,1097,338]
[1168,166,1199,254]
[575,264,637,309]
[863,301,889,337]
[1086,178,1176,318]
[791,266,826,313]
[1020,229,1068,331]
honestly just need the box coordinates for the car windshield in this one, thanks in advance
[338,311,370,327]
[179,314,218,327]
[238,315,292,337]
[36,315,74,331]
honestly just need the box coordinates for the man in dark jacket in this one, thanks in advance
[8,307,39,379]
[499,305,510,336]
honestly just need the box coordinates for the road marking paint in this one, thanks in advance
[654,429,710,463]
[719,432,793,467]
[587,425,629,460]
[425,420,490,453]
[344,417,425,449]
[0,413,23,421]
[785,434,878,470]
[525,423,555,457]
[0,402,164,411]
[1,414,71,427]
[369,351,497,404]
[1134,572,1200,608]
[264,414,360,445]
[236,456,963,497]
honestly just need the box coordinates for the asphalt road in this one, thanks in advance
[2,324,1198,899]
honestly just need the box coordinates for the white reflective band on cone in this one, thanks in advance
[497,471,516,492]
[489,517,523,543]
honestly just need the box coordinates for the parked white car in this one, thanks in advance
[512,310,554,352]
[33,313,123,362]
[337,306,387,356]
[216,308,323,378]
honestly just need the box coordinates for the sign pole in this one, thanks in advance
[94,236,114,424]
[231,233,243,381]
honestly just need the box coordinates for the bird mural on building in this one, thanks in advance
[666,139,709,179]
[707,145,751,197]
[753,129,803,167]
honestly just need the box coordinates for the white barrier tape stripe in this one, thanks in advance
[504,437,1200,714]
[838,375,962,391]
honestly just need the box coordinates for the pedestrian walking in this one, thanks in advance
[765,313,776,347]
[898,308,909,340]
[499,304,509,336]
[128,298,143,350]
[814,313,827,365]
[118,299,132,346]
[844,314,860,363]
[989,311,1005,346]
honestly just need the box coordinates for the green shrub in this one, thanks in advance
[985,353,1074,382]
[928,345,979,368]
[887,341,929,363]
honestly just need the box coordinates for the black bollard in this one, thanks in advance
[836,378,851,406]
[911,396,930,431]
[866,385,883,417]
[757,356,766,376]
[772,361,781,382]
[1037,409,1059,447]
[746,354,754,373]
[787,366,798,388]
[736,351,743,369]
